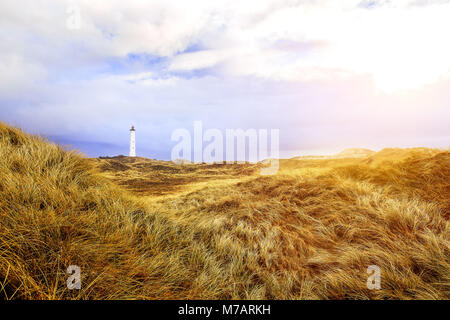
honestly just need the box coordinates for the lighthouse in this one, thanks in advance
[129,125,136,157]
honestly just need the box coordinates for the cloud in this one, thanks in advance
[0,0,449,158]
[2,0,450,89]
[169,50,229,71]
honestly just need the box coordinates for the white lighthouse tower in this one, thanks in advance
[129,125,136,157]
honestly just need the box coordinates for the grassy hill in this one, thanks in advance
[291,148,376,160]
[1,122,449,299]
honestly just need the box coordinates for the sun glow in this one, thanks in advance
[216,2,450,93]
[334,5,450,93]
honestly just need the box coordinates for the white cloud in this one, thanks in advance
[2,0,450,92]
[0,0,449,157]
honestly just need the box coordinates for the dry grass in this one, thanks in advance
[0,122,449,300]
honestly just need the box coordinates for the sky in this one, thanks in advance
[0,0,449,159]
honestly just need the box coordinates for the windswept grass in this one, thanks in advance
[0,122,449,299]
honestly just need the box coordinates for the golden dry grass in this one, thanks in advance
[0,122,449,299]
